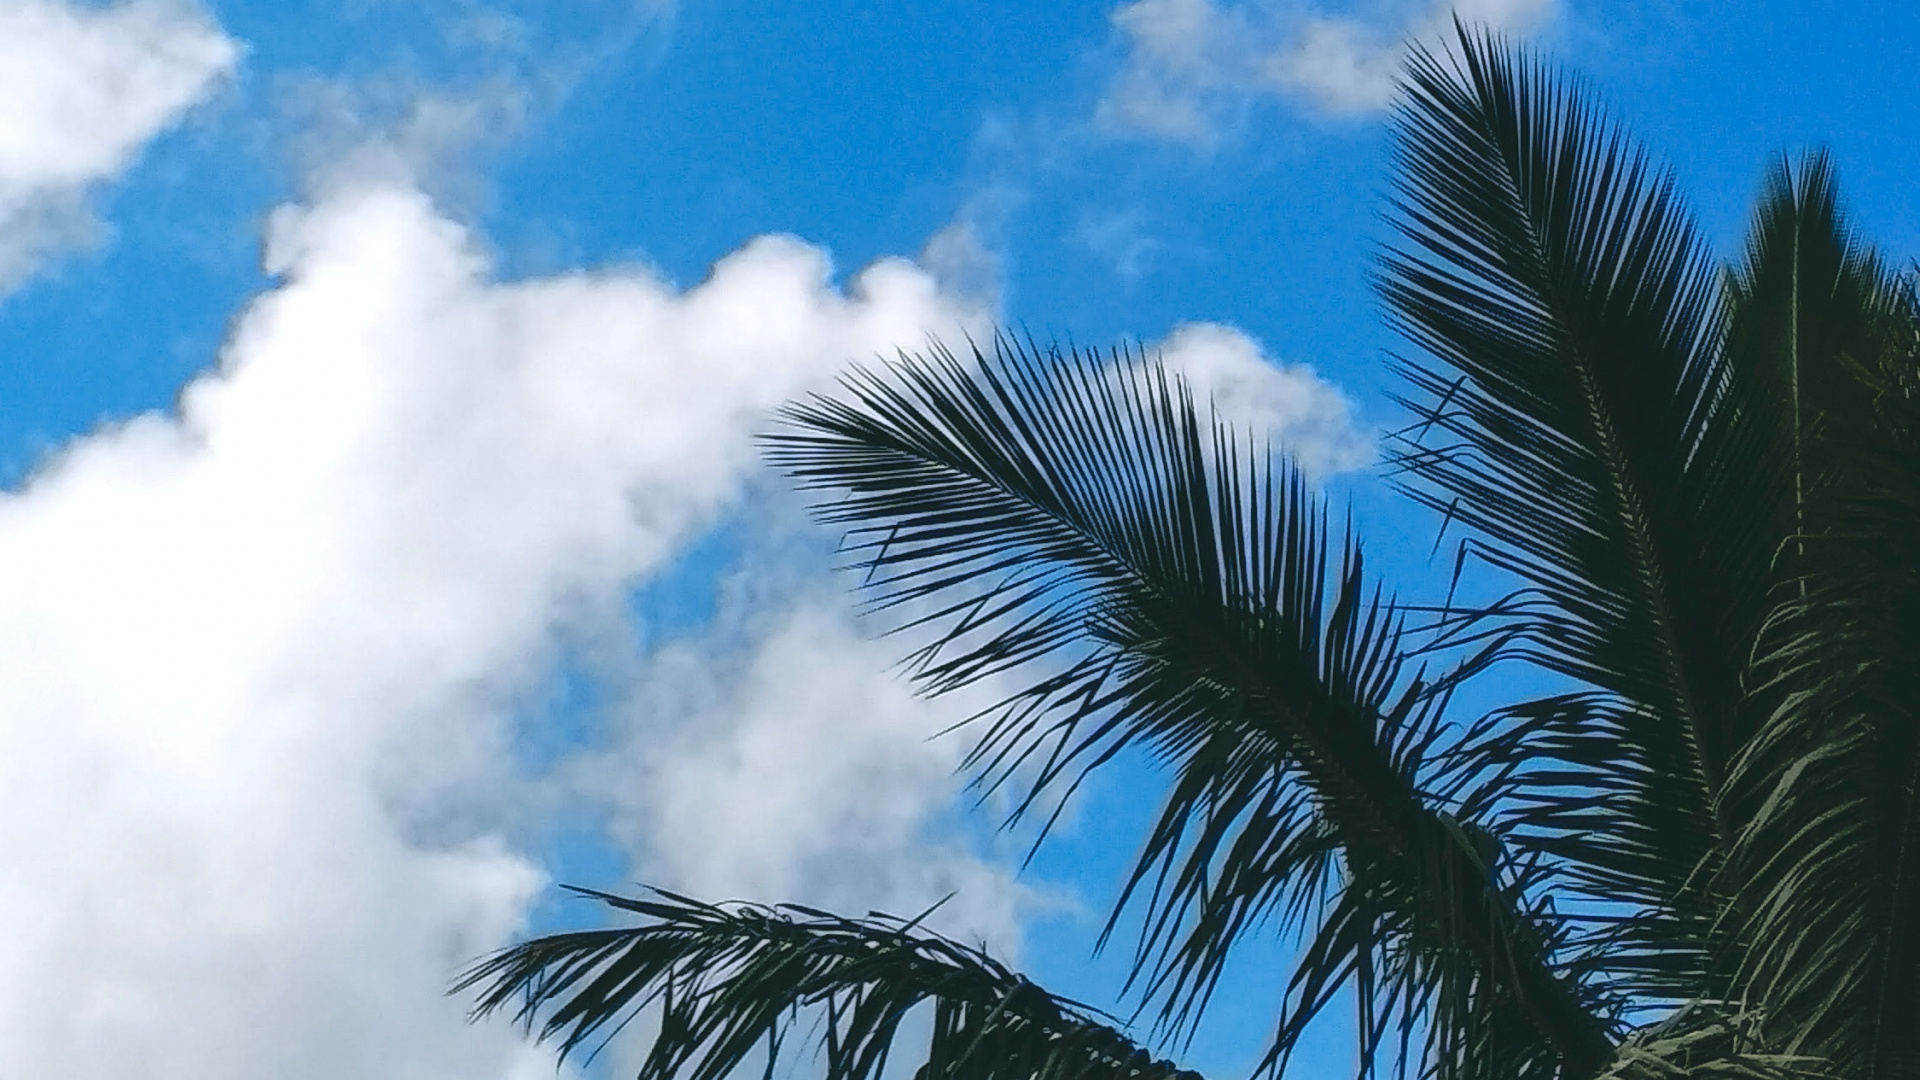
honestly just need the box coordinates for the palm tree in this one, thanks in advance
[460,27,1920,1080]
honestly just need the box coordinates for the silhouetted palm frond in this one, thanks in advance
[1717,159,1920,1080]
[1382,25,1773,1003]
[764,334,1612,1080]
[460,888,1195,1080]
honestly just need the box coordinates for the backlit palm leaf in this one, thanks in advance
[1718,157,1920,1080]
[460,889,1195,1080]
[764,335,1612,1080]
[1381,27,1775,1001]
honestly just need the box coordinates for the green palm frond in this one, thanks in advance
[765,336,1614,1079]
[1722,150,1890,543]
[459,888,1196,1080]
[1719,164,1920,1079]
[1595,1004,1828,1080]
[1380,25,1776,998]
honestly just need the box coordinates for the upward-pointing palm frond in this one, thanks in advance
[1722,150,1889,544]
[765,336,1614,1080]
[1717,155,1920,1080]
[1381,27,1774,1001]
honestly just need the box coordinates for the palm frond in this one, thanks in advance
[1722,150,1889,543]
[1379,24,1773,997]
[1720,168,1920,1080]
[459,888,1197,1080]
[764,335,1616,1079]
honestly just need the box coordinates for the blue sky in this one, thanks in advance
[1,1,1916,1077]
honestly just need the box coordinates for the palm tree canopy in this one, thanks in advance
[463,25,1920,1080]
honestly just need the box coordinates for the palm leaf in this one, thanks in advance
[1379,25,1781,1001]
[1719,163,1920,1079]
[765,335,1615,1079]
[1722,150,1889,552]
[459,888,1196,1080]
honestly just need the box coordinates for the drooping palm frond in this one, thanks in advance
[1379,26,1782,1000]
[764,336,1616,1080]
[459,888,1194,1080]
[1717,165,1920,1079]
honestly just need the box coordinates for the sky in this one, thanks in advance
[0,1,1915,1078]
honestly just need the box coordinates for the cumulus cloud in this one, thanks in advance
[274,73,532,211]
[1155,321,1372,476]
[573,571,1046,1080]
[1264,15,1408,113]
[0,0,235,287]
[0,179,985,1078]
[272,0,684,214]
[579,589,1031,952]
[918,217,1002,319]
[1098,0,1554,140]
[1074,204,1163,283]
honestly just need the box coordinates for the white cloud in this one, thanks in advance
[0,178,985,1078]
[274,73,532,211]
[918,217,1002,319]
[919,180,1023,317]
[574,574,1046,1080]
[0,0,235,287]
[1095,0,1236,143]
[1264,16,1406,113]
[1074,205,1162,283]
[580,590,1031,952]
[1267,0,1554,114]
[1098,0,1555,139]
[1155,321,1372,476]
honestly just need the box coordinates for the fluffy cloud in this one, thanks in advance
[1155,321,1372,476]
[1098,0,1554,140]
[0,0,235,287]
[918,217,1002,318]
[0,180,985,1078]
[579,589,1030,951]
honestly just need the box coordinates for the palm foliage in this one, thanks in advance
[456,889,1197,1080]
[464,25,1920,1080]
